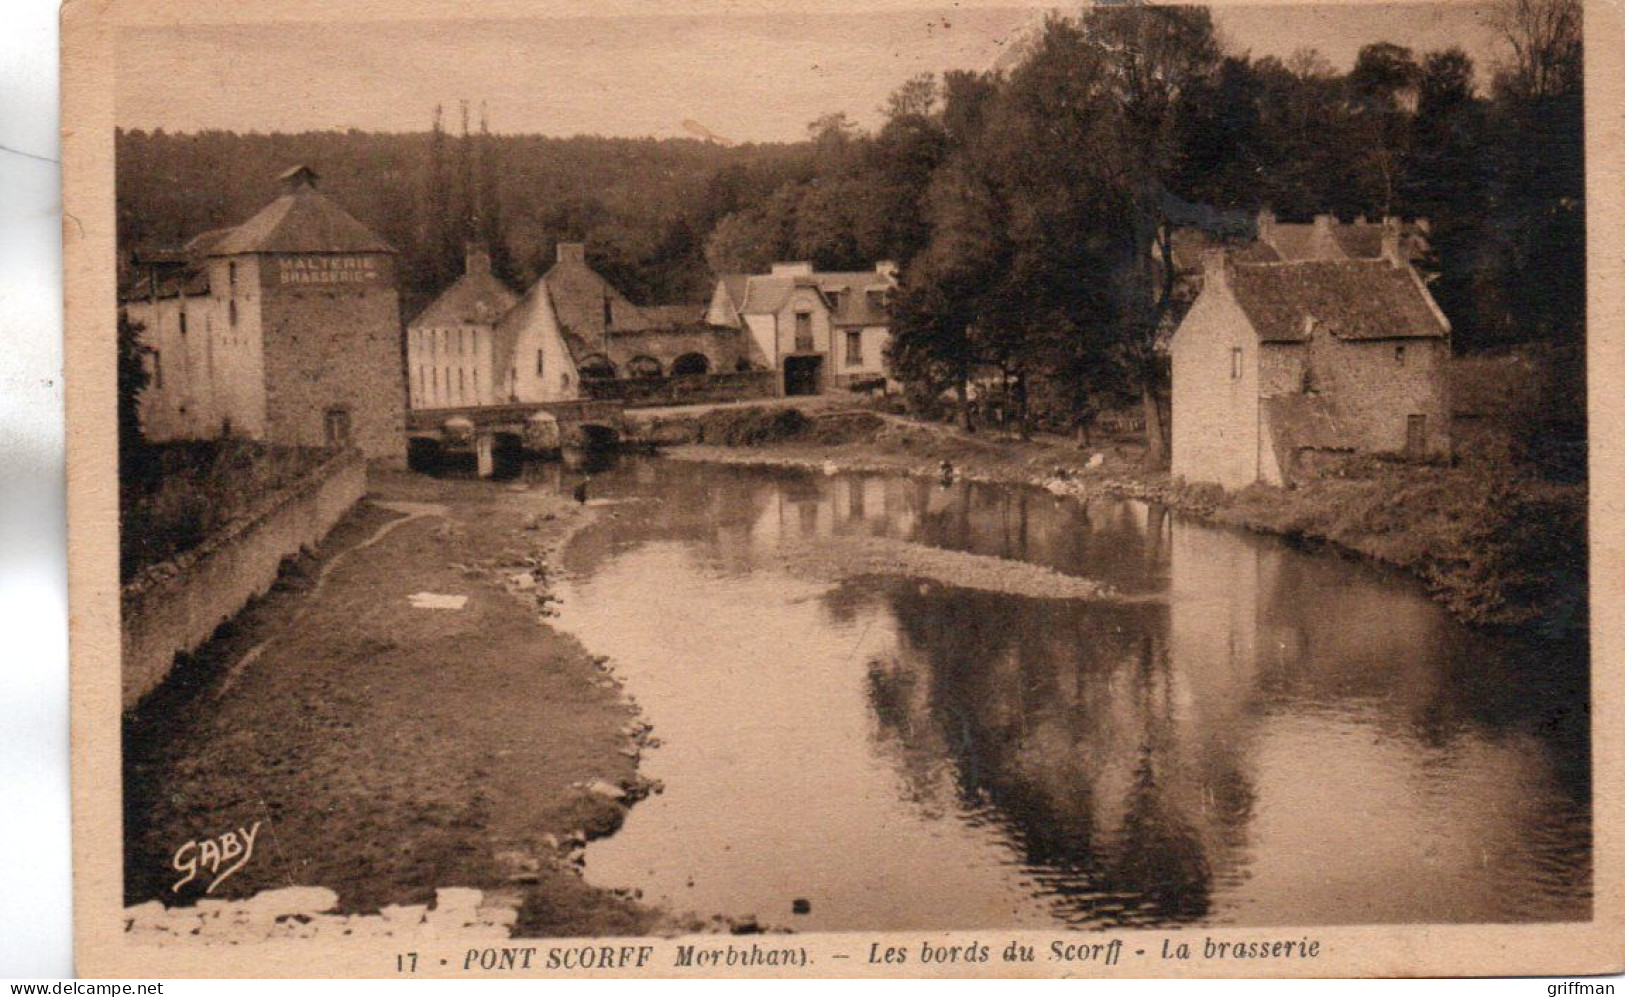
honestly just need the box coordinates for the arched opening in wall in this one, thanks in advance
[672,352,711,377]
[578,354,617,380]
[628,355,663,379]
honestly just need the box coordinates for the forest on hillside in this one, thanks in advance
[115,125,815,312]
[117,0,1583,457]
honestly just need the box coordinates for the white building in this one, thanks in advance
[706,261,897,396]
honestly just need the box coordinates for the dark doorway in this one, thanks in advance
[784,355,823,396]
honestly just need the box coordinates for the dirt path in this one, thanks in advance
[123,471,674,938]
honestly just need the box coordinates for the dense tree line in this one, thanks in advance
[733,0,1580,459]
[116,126,814,313]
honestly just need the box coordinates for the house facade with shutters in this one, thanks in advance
[122,165,406,460]
[705,261,898,395]
[1170,236,1452,491]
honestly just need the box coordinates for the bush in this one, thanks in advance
[121,441,334,582]
[692,406,811,446]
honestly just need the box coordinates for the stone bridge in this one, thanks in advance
[406,399,625,476]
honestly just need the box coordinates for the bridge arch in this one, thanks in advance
[578,354,617,380]
[628,355,663,379]
[672,352,711,377]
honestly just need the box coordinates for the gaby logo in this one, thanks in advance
[171,821,262,894]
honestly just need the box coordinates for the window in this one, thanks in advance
[179,310,188,336]
[458,367,465,399]
[1230,347,1243,380]
[603,294,614,329]
[866,289,887,315]
[149,350,163,389]
[228,261,237,291]
[1395,345,1407,364]
[537,349,546,376]
[228,299,238,326]
[323,407,353,448]
[845,330,863,367]
[794,311,814,352]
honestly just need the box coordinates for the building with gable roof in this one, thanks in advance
[706,261,898,395]
[1169,233,1451,490]
[407,241,752,406]
[123,166,407,459]
[407,244,526,408]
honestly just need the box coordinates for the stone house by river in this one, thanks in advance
[123,166,406,460]
[1169,233,1452,490]
[706,261,898,396]
[407,241,750,411]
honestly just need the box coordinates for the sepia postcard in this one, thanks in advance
[63,0,1622,978]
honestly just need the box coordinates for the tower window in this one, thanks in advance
[324,407,353,448]
[537,349,546,376]
[228,299,238,326]
[1230,347,1243,380]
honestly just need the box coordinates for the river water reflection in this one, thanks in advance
[540,457,1589,931]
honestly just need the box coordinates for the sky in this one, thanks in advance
[116,3,1510,143]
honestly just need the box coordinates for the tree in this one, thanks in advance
[1078,3,1222,468]
[117,311,158,494]
[1490,0,1582,101]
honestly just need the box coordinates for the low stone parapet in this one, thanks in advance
[121,447,366,710]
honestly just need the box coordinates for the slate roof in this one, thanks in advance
[641,303,708,328]
[541,254,652,336]
[1228,260,1449,343]
[209,184,394,256]
[410,269,519,329]
[734,270,893,324]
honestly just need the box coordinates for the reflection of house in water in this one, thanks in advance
[748,473,916,547]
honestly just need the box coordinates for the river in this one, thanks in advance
[531,455,1588,932]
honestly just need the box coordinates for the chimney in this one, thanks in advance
[770,261,815,277]
[1256,208,1276,242]
[1311,214,1339,260]
[557,242,587,264]
[278,165,319,193]
[465,242,492,275]
[1380,219,1403,267]
[875,260,899,282]
[1201,248,1229,293]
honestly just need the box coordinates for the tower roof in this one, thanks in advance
[210,171,394,256]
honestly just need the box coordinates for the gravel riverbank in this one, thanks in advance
[122,470,678,939]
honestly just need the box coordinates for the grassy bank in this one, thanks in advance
[123,471,676,937]
[660,405,1586,633]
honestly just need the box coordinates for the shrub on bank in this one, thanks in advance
[1210,459,1585,629]
[691,406,811,446]
[120,441,334,583]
